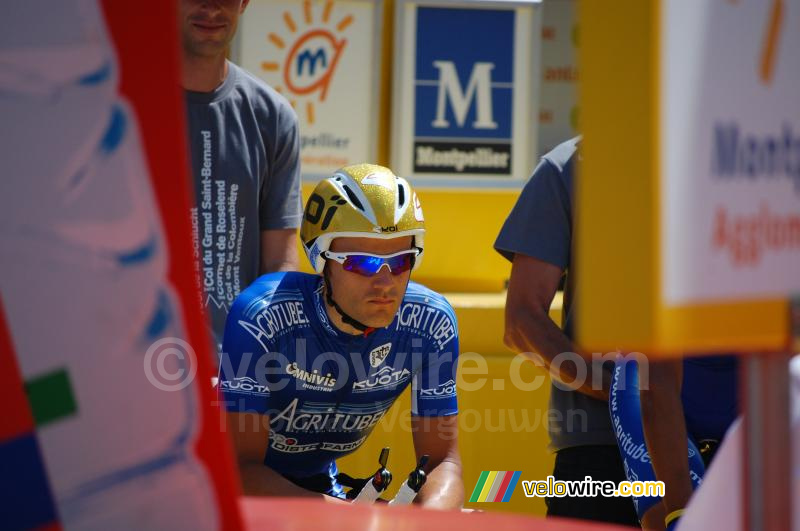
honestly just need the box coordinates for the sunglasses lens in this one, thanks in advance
[343,255,382,276]
[341,253,415,277]
[385,253,414,274]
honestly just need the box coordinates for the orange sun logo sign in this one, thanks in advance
[261,0,353,124]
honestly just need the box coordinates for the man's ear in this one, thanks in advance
[240,0,250,14]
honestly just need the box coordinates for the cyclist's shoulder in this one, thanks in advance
[402,281,456,315]
[231,271,319,317]
[395,282,459,353]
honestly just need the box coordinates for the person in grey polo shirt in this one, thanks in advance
[495,137,638,526]
[179,0,303,352]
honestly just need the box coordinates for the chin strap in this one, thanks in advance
[323,270,375,336]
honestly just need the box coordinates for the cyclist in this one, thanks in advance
[610,355,738,529]
[217,164,464,509]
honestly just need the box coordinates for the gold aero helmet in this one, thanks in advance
[301,164,425,273]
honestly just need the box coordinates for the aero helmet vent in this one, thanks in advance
[342,185,365,211]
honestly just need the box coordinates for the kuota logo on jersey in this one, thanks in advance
[413,7,515,174]
[352,366,411,393]
[219,376,269,397]
[261,1,354,125]
[420,379,456,398]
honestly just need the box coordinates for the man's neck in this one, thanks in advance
[182,53,229,92]
[322,285,363,336]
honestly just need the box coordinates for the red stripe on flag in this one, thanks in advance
[493,471,514,502]
[0,297,35,441]
[100,2,245,528]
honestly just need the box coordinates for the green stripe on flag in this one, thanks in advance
[469,471,490,503]
[25,368,77,427]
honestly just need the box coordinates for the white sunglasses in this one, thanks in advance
[323,249,420,277]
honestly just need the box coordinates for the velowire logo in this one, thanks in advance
[468,471,521,503]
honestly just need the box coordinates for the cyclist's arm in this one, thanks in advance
[504,253,609,400]
[411,415,464,510]
[639,361,693,521]
[226,411,344,502]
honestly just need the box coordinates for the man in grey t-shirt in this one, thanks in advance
[180,0,302,350]
[495,137,638,526]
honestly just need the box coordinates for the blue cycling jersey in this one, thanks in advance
[218,272,459,496]
[610,355,737,519]
[682,355,738,442]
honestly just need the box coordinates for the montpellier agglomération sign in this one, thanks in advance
[577,0,799,355]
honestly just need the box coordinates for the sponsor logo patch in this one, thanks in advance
[352,365,411,393]
[271,398,389,433]
[269,432,318,453]
[219,376,269,396]
[369,342,392,368]
[420,378,457,398]
[286,361,337,392]
[320,436,368,453]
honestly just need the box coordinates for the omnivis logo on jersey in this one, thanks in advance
[369,343,392,367]
[286,362,337,392]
